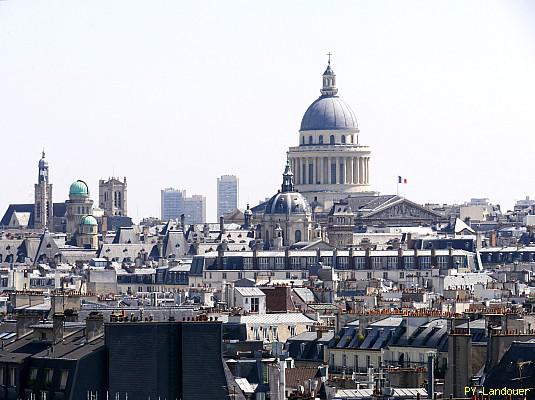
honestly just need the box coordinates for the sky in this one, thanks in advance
[0,0,534,222]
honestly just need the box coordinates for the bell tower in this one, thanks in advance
[34,150,54,230]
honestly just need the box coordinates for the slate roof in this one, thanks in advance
[1,203,66,229]
[332,317,405,351]
[335,388,427,399]
[484,339,535,394]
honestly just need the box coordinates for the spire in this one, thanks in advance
[321,52,338,97]
[38,149,49,184]
[281,159,294,193]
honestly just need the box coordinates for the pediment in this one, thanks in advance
[364,199,444,220]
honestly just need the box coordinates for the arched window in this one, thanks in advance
[348,135,353,143]
[301,136,305,145]
[295,230,302,243]
[330,135,335,144]
[319,135,323,144]
[341,135,346,144]
[308,136,313,144]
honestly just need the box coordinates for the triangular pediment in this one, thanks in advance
[363,198,444,220]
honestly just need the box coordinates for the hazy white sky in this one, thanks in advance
[1,0,534,222]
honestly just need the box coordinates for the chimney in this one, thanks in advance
[16,313,41,338]
[53,313,65,343]
[86,312,104,341]
[316,327,323,340]
[220,216,225,234]
[180,214,186,230]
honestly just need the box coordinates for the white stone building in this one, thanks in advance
[288,59,373,211]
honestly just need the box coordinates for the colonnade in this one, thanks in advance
[290,156,370,185]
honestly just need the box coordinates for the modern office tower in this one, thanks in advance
[217,175,239,218]
[184,195,206,225]
[161,188,185,221]
[99,177,128,216]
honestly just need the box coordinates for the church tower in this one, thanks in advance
[34,151,53,230]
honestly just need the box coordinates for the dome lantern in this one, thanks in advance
[320,52,338,97]
[281,159,295,193]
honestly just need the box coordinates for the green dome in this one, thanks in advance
[69,180,89,197]
[80,215,98,226]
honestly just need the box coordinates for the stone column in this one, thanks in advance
[353,157,358,184]
[359,157,364,184]
[348,157,353,185]
[366,157,369,184]
[319,157,324,184]
[325,157,332,185]
[309,157,314,184]
[335,157,340,185]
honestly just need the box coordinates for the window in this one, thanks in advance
[437,256,449,269]
[355,257,366,270]
[319,135,323,144]
[330,135,335,144]
[330,353,335,366]
[289,326,296,336]
[222,272,227,280]
[251,297,259,313]
[341,135,346,144]
[383,271,388,279]
[342,354,347,368]
[354,355,359,371]
[59,370,69,390]
[308,136,313,144]
[308,163,313,184]
[419,256,431,269]
[387,257,398,269]
[295,230,302,243]
[399,271,404,279]
[9,367,15,387]
[0,366,4,386]
[331,163,337,184]
[301,136,305,144]
[29,368,38,381]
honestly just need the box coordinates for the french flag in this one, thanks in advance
[398,176,407,184]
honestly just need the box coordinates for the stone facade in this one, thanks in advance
[99,177,128,217]
[288,60,373,211]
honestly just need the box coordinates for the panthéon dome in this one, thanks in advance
[299,60,358,132]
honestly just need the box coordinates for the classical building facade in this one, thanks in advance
[33,151,53,230]
[287,59,372,211]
